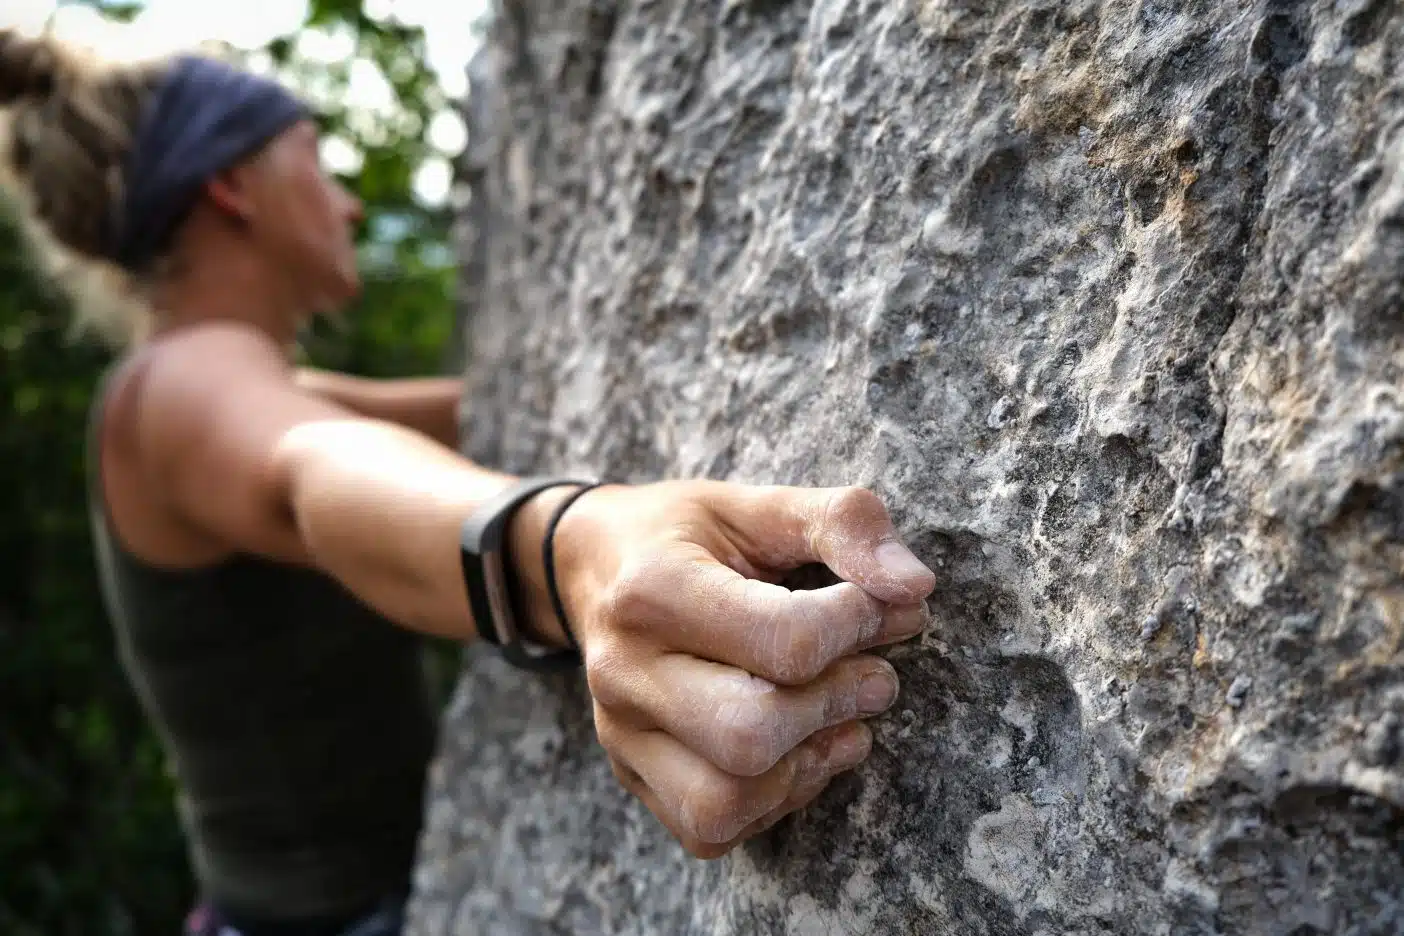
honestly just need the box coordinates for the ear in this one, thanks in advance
[203,163,258,224]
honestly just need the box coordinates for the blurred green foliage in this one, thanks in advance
[0,2,470,933]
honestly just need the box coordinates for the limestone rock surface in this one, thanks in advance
[409,1,1404,933]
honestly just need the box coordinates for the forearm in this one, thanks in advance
[275,417,572,646]
[294,369,463,449]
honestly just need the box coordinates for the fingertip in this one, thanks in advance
[870,601,930,647]
[827,720,873,770]
[873,539,937,596]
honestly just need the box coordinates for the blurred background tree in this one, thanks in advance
[0,1,482,932]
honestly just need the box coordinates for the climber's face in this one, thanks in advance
[205,119,366,321]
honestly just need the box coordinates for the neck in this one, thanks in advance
[149,249,303,347]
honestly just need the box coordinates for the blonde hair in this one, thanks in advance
[0,28,172,347]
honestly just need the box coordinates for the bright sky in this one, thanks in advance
[6,0,487,206]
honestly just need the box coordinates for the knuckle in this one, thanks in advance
[847,586,888,646]
[806,583,881,654]
[715,689,781,777]
[582,639,633,709]
[603,555,666,627]
[767,651,821,688]
[825,485,887,532]
[763,602,826,685]
[681,776,744,845]
[817,678,859,726]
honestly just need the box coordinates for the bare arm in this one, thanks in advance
[131,321,938,860]
[134,324,561,642]
[294,367,462,449]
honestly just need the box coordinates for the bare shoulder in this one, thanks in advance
[114,322,347,563]
[124,321,329,483]
[130,323,297,428]
[101,323,277,437]
[142,321,291,385]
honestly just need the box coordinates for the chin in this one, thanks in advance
[335,263,362,299]
[319,273,362,311]
[304,285,358,320]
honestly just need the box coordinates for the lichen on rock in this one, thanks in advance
[409,2,1404,933]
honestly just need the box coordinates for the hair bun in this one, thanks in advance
[0,30,62,105]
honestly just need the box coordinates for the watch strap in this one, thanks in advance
[459,476,596,671]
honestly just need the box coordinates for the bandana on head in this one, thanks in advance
[107,54,309,273]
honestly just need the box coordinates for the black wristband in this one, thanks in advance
[459,476,596,672]
[542,481,607,651]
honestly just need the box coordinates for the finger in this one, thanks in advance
[621,722,868,859]
[702,483,936,605]
[726,753,838,846]
[598,713,872,852]
[684,720,867,858]
[607,546,929,684]
[594,651,899,777]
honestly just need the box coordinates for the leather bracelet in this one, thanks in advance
[542,481,607,651]
[459,476,597,671]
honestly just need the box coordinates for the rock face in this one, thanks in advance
[409,1,1404,933]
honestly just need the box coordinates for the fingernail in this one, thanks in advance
[829,725,873,770]
[882,603,929,641]
[857,667,899,714]
[874,540,934,580]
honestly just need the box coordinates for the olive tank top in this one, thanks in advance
[85,378,438,921]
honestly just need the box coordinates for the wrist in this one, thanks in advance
[504,483,588,650]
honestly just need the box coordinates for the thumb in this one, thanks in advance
[703,483,936,605]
